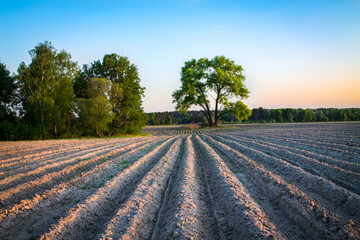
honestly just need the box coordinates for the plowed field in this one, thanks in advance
[1,122,359,239]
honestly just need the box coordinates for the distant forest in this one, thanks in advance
[147,108,360,125]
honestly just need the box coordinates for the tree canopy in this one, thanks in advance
[17,41,78,138]
[0,62,16,105]
[0,41,147,140]
[0,62,18,140]
[172,56,251,126]
[76,78,113,137]
[73,53,147,135]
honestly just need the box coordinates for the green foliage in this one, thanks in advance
[74,54,147,135]
[148,108,360,126]
[304,109,314,122]
[249,108,360,123]
[0,62,16,105]
[0,62,19,140]
[165,115,173,125]
[1,42,147,140]
[17,41,78,139]
[271,109,283,123]
[228,101,252,121]
[172,56,251,126]
[77,78,113,137]
[148,113,156,125]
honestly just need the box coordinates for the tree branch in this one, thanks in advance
[108,110,131,136]
[216,109,232,123]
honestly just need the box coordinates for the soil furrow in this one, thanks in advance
[193,135,285,239]
[151,136,220,240]
[0,123,359,239]
[99,138,183,240]
[0,139,146,180]
[224,134,360,195]
[39,137,178,240]
[0,140,82,159]
[0,140,126,175]
[0,138,166,240]
[0,138,164,218]
[270,133,360,154]
[203,134,360,239]
[239,129,358,147]
[229,133,360,173]
[200,134,305,240]
[0,138,127,164]
[0,138,156,207]
[260,135,360,163]
[0,141,137,190]
[211,134,360,225]
[193,135,230,240]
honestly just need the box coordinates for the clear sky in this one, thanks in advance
[1,0,359,112]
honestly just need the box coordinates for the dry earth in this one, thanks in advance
[0,122,359,239]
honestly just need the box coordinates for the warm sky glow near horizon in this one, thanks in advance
[1,0,359,112]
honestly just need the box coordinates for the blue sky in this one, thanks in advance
[1,0,359,112]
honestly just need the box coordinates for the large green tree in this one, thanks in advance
[172,56,251,126]
[0,62,16,106]
[0,62,18,140]
[17,41,78,138]
[73,53,147,135]
[77,78,113,137]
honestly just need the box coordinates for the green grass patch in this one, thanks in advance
[120,160,132,168]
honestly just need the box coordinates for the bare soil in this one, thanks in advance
[1,122,360,239]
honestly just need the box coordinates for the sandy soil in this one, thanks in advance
[0,122,359,239]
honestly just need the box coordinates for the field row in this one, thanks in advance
[0,122,359,239]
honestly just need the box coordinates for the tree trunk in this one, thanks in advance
[201,110,212,126]
[214,90,220,126]
[96,127,103,137]
[199,89,213,126]
[214,103,218,126]
[53,122,57,139]
[204,105,213,126]
[39,102,46,139]
[108,110,130,136]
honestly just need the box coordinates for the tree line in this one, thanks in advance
[147,108,360,125]
[0,42,147,140]
[249,107,360,123]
